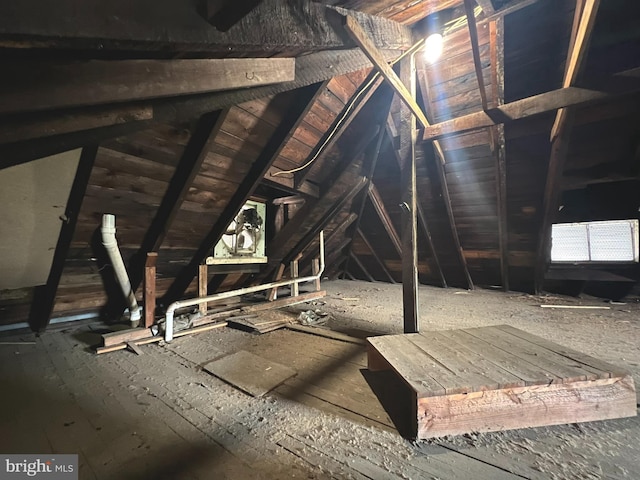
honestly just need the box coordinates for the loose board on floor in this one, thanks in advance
[203,350,297,397]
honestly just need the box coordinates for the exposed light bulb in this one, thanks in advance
[424,33,443,63]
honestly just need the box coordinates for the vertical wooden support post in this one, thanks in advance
[399,55,419,334]
[490,17,509,291]
[144,252,158,328]
[198,264,208,314]
[312,258,322,291]
[290,256,300,297]
[268,263,286,301]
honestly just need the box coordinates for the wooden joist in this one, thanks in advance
[0,58,295,116]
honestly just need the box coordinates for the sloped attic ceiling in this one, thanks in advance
[0,0,639,330]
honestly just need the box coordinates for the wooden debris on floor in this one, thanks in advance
[227,312,292,334]
[202,350,297,397]
[367,324,637,440]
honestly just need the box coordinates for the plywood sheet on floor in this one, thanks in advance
[203,350,296,397]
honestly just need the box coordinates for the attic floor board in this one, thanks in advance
[2,281,640,479]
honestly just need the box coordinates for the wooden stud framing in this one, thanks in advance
[144,252,158,328]
[28,145,98,332]
[416,202,447,288]
[198,264,208,314]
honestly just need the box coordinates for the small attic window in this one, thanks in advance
[551,220,640,263]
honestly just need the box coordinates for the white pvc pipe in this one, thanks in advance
[164,231,325,342]
[101,214,141,326]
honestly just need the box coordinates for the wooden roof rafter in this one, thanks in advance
[534,0,601,293]
[161,82,327,303]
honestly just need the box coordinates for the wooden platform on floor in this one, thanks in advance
[367,324,637,440]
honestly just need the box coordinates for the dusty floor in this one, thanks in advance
[1,279,639,479]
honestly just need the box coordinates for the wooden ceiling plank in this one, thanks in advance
[464,0,489,111]
[28,145,99,332]
[161,83,326,303]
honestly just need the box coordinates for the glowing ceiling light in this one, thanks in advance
[424,33,443,63]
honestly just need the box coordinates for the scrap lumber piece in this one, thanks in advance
[202,350,297,397]
[286,324,367,346]
[96,322,228,354]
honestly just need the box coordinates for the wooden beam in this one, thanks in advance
[163,83,325,303]
[464,0,489,111]
[357,228,396,284]
[28,146,98,332]
[144,253,158,328]
[535,0,600,293]
[0,0,413,54]
[349,252,375,282]
[490,17,509,291]
[550,0,600,140]
[300,212,357,275]
[368,183,402,257]
[398,56,419,333]
[343,15,430,130]
[0,48,403,169]
[1,58,294,116]
[422,84,640,143]
[129,109,229,292]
